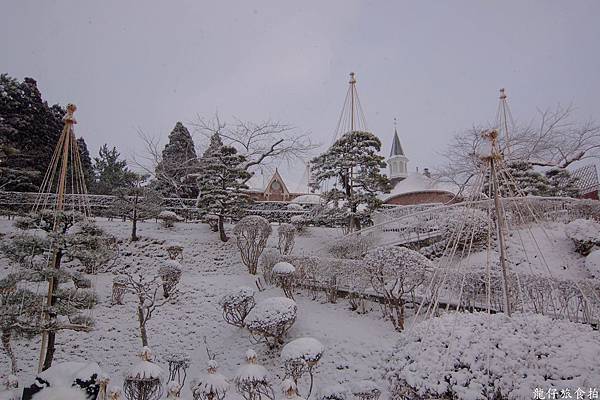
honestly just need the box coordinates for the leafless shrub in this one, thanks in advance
[277,224,296,255]
[158,260,182,298]
[219,287,256,328]
[234,216,272,275]
[234,349,275,400]
[365,247,432,331]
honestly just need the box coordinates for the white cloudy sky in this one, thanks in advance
[2,1,599,184]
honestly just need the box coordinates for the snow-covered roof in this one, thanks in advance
[380,172,458,201]
[245,170,310,194]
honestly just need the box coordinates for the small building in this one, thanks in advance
[245,168,311,202]
[382,127,459,206]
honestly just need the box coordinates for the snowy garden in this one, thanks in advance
[2,8,600,397]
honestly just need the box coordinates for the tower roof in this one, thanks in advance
[390,128,405,157]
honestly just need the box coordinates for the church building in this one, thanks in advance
[382,128,459,206]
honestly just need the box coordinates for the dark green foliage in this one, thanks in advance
[76,138,95,191]
[486,161,550,197]
[196,133,250,241]
[545,167,580,198]
[310,131,391,231]
[0,74,93,192]
[91,144,137,194]
[155,122,200,198]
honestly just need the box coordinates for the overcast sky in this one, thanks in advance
[2,1,599,186]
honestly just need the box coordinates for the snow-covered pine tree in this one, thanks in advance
[155,122,200,198]
[485,160,550,197]
[309,131,391,231]
[0,211,104,371]
[76,138,95,192]
[0,211,115,369]
[112,174,163,241]
[544,167,580,198]
[196,133,251,242]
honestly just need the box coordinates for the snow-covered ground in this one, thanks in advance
[0,219,393,399]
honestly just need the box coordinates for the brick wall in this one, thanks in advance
[384,191,458,206]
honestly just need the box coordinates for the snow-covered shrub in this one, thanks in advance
[158,210,182,228]
[287,203,304,211]
[278,223,296,255]
[351,381,381,400]
[565,218,600,255]
[219,286,256,328]
[260,250,281,284]
[159,260,182,298]
[281,337,324,398]
[234,349,275,400]
[111,275,128,305]
[191,360,229,400]
[273,262,296,299]
[290,215,307,233]
[123,347,163,400]
[22,362,104,400]
[364,247,432,331]
[234,216,273,275]
[166,381,181,399]
[165,242,184,260]
[206,214,219,232]
[384,312,600,400]
[282,379,305,400]
[246,297,298,348]
[165,352,191,394]
[71,271,91,289]
[31,386,89,400]
[585,249,600,278]
[327,234,374,260]
[318,384,349,400]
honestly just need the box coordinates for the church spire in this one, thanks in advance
[387,118,408,184]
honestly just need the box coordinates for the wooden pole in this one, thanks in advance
[38,103,77,372]
[483,129,512,316]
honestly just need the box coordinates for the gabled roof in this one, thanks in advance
[264,168,290,195]
[390,128,405,157]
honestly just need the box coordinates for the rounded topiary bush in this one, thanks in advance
[566,218,600,255]
[246,297,297,348]
[384,312,600,400]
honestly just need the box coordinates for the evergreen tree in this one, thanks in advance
[0,74,93,192]
[544,167,580,198]
[91,144,137,195]
[76,137,95,191]
[112,174,163,241]
[0,211,110,370]
[310,131,391,231]
[490,161,550,197]
[196,133,250,242]
[155,122,200,198]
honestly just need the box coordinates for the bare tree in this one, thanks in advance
[193,114,316,181]
[437,105,600,192]
[122,271,179,347]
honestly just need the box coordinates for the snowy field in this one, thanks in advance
[1,216,599,400]
[0,219,395,399]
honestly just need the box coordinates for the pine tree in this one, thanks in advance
[0,211,109,370]
[76,137,95,191]
[196,133,251,242]
[155,122,200,198]
[112,174,163,241]
[491,161,550,197]
[91,144,137,195]
[310,131,391,231]
[0,74,93,192]
[544,167,580,198]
